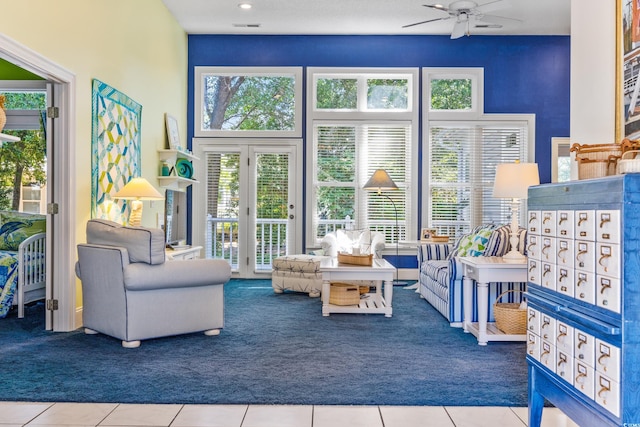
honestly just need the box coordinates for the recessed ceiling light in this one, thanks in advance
[238,3,252,10]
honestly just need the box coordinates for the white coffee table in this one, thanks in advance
[320,257,395,317]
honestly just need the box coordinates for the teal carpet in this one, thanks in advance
[0,279,528,406]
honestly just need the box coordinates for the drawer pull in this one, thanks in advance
[598,254,611,272]
[559,270,567,282]
[529,215,537,224]
[559,216,568,224]
[529,264,536,273]
[543,216,551,224]
[558,247,568,261]
[543,268,551,277]
[527,243,536,252]
[598,353,610,365]
[600,216,611,228]
[542,244,551,256]
[578,215,588,226]
[576,276,586,287]
[575,372,587,385]
[578,336,587,349]
[600,281,612,294]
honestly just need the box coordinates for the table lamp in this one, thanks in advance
[363,169,406,285]
[113,177,164,227]
[492,162,540,262]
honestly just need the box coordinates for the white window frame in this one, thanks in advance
[424,67,484,120]
[306,67,419,249]
[421,68,536,236]
[194,66,303,138]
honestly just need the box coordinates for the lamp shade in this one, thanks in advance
[363,169,398,192]
[113,177,164,200]
[493,162,540,199]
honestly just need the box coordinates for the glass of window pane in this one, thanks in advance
[430,78,472,111]
[367,79,408,110]
[315,78,358,110]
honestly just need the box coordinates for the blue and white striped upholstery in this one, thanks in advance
[418,225,527,326]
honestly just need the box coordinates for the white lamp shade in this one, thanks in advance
[493,163,540,199]
[113,177,164,200]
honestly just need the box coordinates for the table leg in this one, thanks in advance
[463,275,472,333]
[477,281,489,345]
[384,279,393,317]
[322,279,330,316]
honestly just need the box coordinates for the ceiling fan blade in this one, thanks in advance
[402,17,449,29]
[423,4,450,13]
[475,0,507,14]
[450,20,468,39]
[477,13,522,25]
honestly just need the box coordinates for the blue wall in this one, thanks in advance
[188,34,570,183]
[188,35,570,263]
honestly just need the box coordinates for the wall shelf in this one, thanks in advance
[157,176,198,192]
[157,149,199,162]
[157,149,199,191]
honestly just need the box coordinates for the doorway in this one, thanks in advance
[192,140,303,278]
[0,34,76,332]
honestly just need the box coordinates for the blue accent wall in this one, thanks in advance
[187,35,570,263]
[188,34,570,182]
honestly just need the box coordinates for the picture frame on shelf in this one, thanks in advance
[165,113,181,150]
[421,227,437,240]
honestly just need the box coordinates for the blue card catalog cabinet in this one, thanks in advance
[526,175,640,427]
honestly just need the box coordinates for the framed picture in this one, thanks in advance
[421,228,437,240]
[619,0,640,140]
[165,113,181,150]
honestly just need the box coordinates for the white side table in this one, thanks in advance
[460,256,528,345]
[166,246,203,260]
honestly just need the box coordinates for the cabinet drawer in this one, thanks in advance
[596,275,621,313]
[557,210,574,239]
[596,210,620,244]
[574,270,596,305]
[595,372,620,417]
[574,329,595,368]
[596,243,620,278]
[556,349,573,384]
[539,313,556,342]
[540,236,556,263]
[528,259,540,285]
[575,210,596,241]
[595,339,620,382]
[574,360,595,399]
[556,267,574,298]
[527,332,540,361]
[527,235,541,261]
[527,307,540,335]
[541,211,557,236]
[556,238,574,268]
[540,340,556,372]
[575,240,596,273]
[528,210,541,235]
[556,321,574,353]
[540,262,556,291]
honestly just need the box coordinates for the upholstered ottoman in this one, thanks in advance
[271,254,328,297]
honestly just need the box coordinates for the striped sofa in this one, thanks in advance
[417,224,527,327]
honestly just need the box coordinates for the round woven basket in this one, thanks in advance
[494,289,527,335]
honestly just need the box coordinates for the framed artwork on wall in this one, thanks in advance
[91,79,142,224]
[165,113,181,150]
[619,0,640,140]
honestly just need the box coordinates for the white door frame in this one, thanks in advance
[0,34,77,332]
[192,138,303,277]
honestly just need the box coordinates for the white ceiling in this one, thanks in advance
[161,0,570,37]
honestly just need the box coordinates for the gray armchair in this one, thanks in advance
[75,219,231,348]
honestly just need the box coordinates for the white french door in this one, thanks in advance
[192,139,302,278]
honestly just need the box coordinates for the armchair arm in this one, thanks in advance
[123,259,231,291]
[417,243,451,264]
[320,233,339,258]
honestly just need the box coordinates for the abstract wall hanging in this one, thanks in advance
[91,79,142,224]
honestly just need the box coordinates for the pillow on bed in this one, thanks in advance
[0,212,46,251]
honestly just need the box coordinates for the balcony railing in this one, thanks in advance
[205,215,405,270]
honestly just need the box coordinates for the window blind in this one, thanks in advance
[428,120,529,239]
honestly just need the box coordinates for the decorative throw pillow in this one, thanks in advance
[467,228,493,256]
[0,212,46,251]
[335,229,373,254]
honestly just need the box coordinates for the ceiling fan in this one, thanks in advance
[403,0,522,39]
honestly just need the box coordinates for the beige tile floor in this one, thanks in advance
[0,402,582,426]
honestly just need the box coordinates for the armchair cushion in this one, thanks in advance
[86,219,165,265]
[124,259,232,291]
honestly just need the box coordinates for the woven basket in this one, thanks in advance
[329,282,361,306]
[337,252,373,266]
[571,139,640,179]
[617,150,640,174]
[494,290,527,335]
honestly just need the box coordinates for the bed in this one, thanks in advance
[0,211,46,319]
